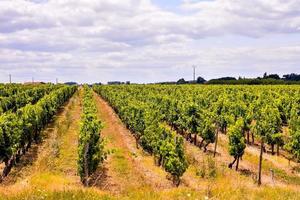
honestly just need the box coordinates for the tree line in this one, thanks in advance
[172,73,300,85]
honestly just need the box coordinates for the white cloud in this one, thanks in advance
[0,0,299,83]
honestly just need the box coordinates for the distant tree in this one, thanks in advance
[263,73,280,80]
[177,78,186,84]
[64,82,78,85]
[283,73,300,81]
[196,76,206,84]
[206,73,300,85]
[217,77,237,81]
[263,72,267,79]
[267,74,280,79]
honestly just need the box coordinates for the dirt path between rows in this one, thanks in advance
[92,92,173,195]
[244,140,299,176]
[217,133,300,181]
[183,132,300,187]
[182,137,278,187]
[0,90,83,195]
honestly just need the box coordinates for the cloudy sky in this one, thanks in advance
[0,0,300,83]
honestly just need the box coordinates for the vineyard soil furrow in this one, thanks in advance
[183,134,286,187]
[92,92,173,194]
[217,133,300,183]
[0,90,83,196]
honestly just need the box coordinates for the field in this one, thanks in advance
[0,84,300,200]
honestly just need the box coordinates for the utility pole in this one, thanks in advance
[9,74,11,84]
[56,78,58,84]
[192,65,196,83]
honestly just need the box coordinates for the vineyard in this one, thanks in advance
[93,85,300,185]
[0,84,299,200]
[0,84,76,182]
